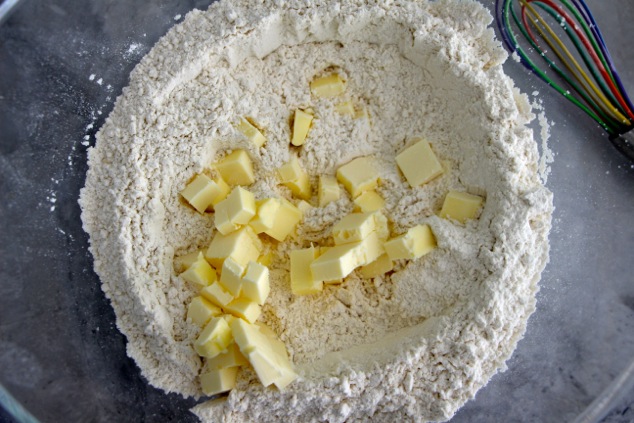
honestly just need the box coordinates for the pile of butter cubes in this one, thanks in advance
[288,137,485,296]
[175,70,486,397]
[178,147,303,396]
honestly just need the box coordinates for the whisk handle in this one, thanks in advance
[608,131,634,162]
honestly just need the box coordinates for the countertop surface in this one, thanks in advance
[0,0,633,422]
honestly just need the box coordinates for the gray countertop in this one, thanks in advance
[0,0,632,422]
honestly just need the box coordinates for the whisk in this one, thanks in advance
[496,0,634,161]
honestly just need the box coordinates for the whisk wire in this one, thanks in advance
[497,0,634,138]
[521,2,629,126]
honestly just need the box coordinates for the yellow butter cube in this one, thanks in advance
[353,190,385,213]
[214,187,256,235]
[358,254,394,279]
[174,250,202,274]
[336,156,380,198]
[215,150,255,186]
[251,198,302,242]
[265,199,302,242]
[247,349,283,387]
[200,366,238,396]
[310,232,384,282]
[206,226,262,268]
[439,191,484,223]
[318,175,340,207]
[230,319,297,390]
[396,139,443,187]
[194,316,233,358]
[180,252,217,287]
[257,252,274,267]
[331,212,387,245]
[242,262,270,305]
[206,175,231,209]
[335,101,355,116]
[187,296,222,327]
[273,366,298,390]
[224,298,261,324]
[255,323,288,360]
[291,109,313,147]
[310,73,346,98]
[213,207,240,235]
[384,224,436,261]
[237,118,266,148]
[296,200,312,213]
[290,246,323,296]
[277,156,311,200]
[219,257,245,297]
[201,282,234,307]
[180,174,224,214]
[230,317,266,354]
[249,198,281,234]
[206,342,248,370]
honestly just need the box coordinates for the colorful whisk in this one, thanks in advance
[496,0,634,161]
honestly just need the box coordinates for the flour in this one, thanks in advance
[79,0,553,422]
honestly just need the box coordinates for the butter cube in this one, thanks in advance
[219,257,245,297]
[257,252,274,267]
[174,250,202,274]
[206,342,248,370]
[273,366,298,391]
[249,198,281,234]
[396,139,443,187]
[331,212,387,245]
[213,207,240,235]
[215,150,255,186]
[206,226,262,268]
[224,298,261,324]
[359,254,394,279]
[201,282,234,307]
[353,190,384,213]
[291,109,313,146]
[241,262,270,305]
[237,118,266,148]
[439,191,484,223]
[250,198,301,241]
[180,252,217,287]
[206,175,231,209]
[247,349,283,387]
[187,296,222,327]
[296,200,312,213]
[310,232,384,281]
[181,174,224,213]
[318,175,340,207]
[195,316,233,358]
[290,246,323,296]
[255,323,288,359]
[230,316,267,353]
[230,319,296,389]
[335,101,355,116]
[262,199,302,242]
[310,73,346,98]
[336,156,379,198]
[278,156,311,200]
[200,367,238,396]
[384,224,436,261]
[214,187,256,235]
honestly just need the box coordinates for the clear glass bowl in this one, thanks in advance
[1,0,632,421]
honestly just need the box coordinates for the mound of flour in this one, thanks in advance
[79,0,553,421]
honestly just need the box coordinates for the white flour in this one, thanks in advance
[79,0,553,422]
